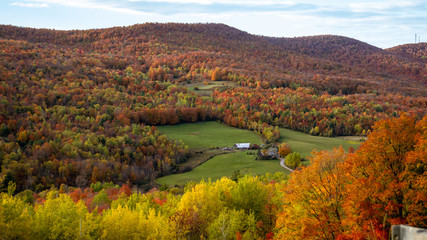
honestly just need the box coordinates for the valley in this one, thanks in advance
[0,23,425,191]
[0,23,425,239]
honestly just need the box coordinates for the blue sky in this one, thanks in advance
[1,0,426,48]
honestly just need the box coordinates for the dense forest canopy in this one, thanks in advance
[0,23,425,195]
[387,42,427,62]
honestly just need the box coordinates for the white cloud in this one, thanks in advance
[10,2,49,8]
[349,1,418,12]
[26,0,144,15]
[128,0,296,6]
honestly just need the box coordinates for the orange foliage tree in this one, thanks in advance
[275,115,426,239]
[275,147,348,239]
[342,115,427,239]
[278,143,292,157]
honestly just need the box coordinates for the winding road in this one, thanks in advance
[278,157,294,172]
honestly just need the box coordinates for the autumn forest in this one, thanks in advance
[0,23,426,239]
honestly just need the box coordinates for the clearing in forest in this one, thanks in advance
[156,150,285,186]
[156,122,363,186]
[157,121,262,149]
[279,128,363,158]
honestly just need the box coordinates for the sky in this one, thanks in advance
[1,0,426,49]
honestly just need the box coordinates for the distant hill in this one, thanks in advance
[267,35,426,87]
[386,43,427,62]
[0,23,425,96]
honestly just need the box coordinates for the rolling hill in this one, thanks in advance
[1,23,425,95]
[386,42,427,62]
[0,23,425,192]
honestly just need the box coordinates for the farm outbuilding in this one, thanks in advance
[234,143,251,149]
[257,147,279,160]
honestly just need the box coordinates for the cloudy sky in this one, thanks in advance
[1,0,426,48]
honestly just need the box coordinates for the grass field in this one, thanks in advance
[185,80,236,96]
[279,128,363,158]
[157,121,262,149]
[156,150,286,186]
[156,122,363,186]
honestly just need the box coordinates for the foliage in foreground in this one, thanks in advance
[276,114,427,239]
[0,173,286,240]
[0,115,425,240]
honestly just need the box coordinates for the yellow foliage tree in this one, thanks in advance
[176,178,237,237]
[0,193,33,240]
[33,192,97,240]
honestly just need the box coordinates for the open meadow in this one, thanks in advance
[279,128,364,158]
[184,81,234,96]
[157,121,262,149]
[156,150,285,186]
[156,122,363,186]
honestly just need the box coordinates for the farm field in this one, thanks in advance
[279,128,363,158]
[156,150,286,186]
[158,121,362,156]
[157,122,363,186]
[157,121,262,149]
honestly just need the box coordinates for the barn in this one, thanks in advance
[234,143,251,149]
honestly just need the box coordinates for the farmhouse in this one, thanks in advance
[258,147,279,160]
[234,143,251,149]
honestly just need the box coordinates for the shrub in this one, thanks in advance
[285,152,301,169]
[278,143,292,157]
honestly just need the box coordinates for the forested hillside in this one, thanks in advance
[387,42,427,62]
[0,23,426,194]
[0,115,425,239]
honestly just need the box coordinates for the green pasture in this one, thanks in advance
[185,81,228,96]
[279,128,363,158]
[156,150,287,186]
[157,121,262,149]
[156,121,363,186]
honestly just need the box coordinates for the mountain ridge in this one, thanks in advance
[386,42,427,62]
[0,23,425,96]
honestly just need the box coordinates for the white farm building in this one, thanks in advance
[234,143,251,149]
